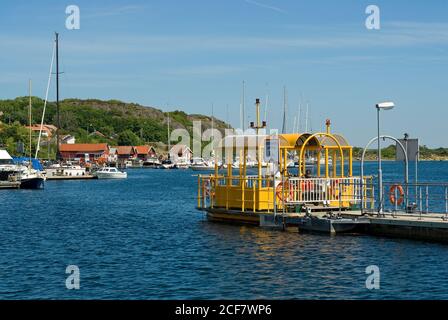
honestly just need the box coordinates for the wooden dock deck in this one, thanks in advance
[0,181,21,189]
[46,175,97,181]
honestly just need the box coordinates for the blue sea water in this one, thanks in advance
[1,161,448,300]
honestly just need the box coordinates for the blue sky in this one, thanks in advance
[1,0,447,147]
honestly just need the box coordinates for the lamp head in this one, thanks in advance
[376,102,395,110]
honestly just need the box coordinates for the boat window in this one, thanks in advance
[0,159,13,165]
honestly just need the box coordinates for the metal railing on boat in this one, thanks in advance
[197,175,375,213]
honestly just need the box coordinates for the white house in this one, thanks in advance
[169,144,192,164]
[61,135,76,144]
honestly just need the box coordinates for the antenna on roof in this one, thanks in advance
[281,86,287,134]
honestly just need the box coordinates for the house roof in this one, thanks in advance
[135,145,155,154]
[26,124,57,132]
[170,144,192,154]
[60,143,109,153]
[44,124,57,131]
[116,146,135,155]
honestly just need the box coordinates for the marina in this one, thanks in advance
[2,164,448,300]
[2,0,448,305]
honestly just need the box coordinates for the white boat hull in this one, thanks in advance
[190,165,215,171]
[94,172,127,179]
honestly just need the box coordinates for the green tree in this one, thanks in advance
[117,129,141,146]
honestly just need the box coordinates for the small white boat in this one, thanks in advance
[190,157,215,171]
[93,167,127,179]
[159,159,177,169]
[143,157,161,168]
[125,160,143,168]
[176,159,190,169]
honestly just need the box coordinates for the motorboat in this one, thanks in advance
[93,167,127,179]
[159,159,177,169]
[143,157,161,168]
[125,160,143,168]
[19,166,46,189]
[0,150,45,189]
[190,157,215,171]
[175,159,190,169]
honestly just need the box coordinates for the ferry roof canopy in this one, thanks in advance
[276,133,351,149]
[217,132,351,150]
[218,135,269,150]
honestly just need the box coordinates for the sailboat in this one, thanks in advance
[159,111,177,169]
[19,80,45,189]
[191,112,218,171]
[14,80,46,189]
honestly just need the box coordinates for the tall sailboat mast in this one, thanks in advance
[305,102,309,132]
[28,79,32,166]
[55,32,61,160]
[211,102,215,144]
[264,82,269,129]
[241,81,246,131]
[281,86,287,134]
[167,109,171,159]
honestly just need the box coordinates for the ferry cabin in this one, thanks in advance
[197,120,374,225]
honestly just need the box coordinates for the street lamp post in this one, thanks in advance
[376,101,395,214]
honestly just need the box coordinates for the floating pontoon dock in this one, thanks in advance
[46,175,97,180]
[196,98,448,244]
[0,181,21,189]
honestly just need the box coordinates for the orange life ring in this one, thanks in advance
[276,182,293,202]
[389,184,405,206]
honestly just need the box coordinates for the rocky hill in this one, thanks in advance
[0,97,230,157]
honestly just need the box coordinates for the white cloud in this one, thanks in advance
[243,0,287,14]
[1,21,448,60]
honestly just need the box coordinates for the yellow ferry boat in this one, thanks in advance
[196,99,374,230]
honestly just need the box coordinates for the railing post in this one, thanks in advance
[226,176,229,210]
[197,175,201,208]
[445,186,448,219]
[394,184,398,212]
[241,176,245,213]
[339,183,342,215]
[211,176,214,209]
[426,185,429,214]
[419,187,423,213]
[445,186,448,215]
[253,178,256,213]
[273,176,277,218]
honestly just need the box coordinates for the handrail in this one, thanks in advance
[197,174,374,212]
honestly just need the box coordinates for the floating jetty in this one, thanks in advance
[0,181,21,189]
[196,98,448,244]
[358,212,448,243]
[46,174,97,181]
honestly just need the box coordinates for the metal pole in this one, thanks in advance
[55,32,60,161]
[415,150,419,204]
[445,186,447,217]
[377,107,383,215]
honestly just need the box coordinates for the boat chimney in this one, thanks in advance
[326,119,331,134]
